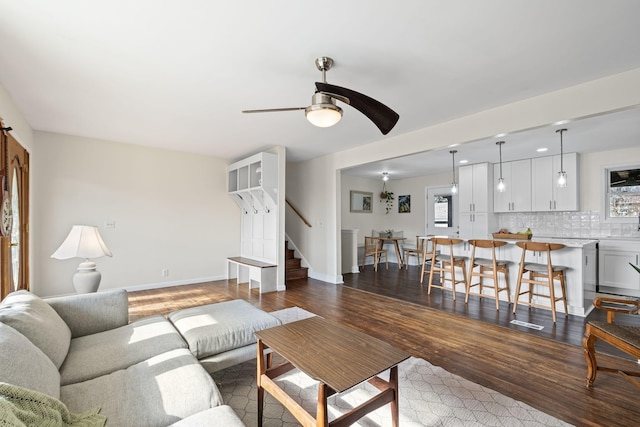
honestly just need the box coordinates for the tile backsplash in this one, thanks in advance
[497,211,640,239]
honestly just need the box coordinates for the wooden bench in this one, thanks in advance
[227,257,277,294]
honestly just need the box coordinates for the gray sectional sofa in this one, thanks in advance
[0,289,248,426]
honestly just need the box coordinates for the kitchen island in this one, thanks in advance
[438,236,597,317]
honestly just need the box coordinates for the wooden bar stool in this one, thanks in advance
[465,239,511,310]
[513,241,568,323]
[418,236,438,280]
[424,238,467,301]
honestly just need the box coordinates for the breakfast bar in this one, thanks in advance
[435,236,598,316]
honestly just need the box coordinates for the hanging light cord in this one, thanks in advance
[450,150,457,184]
[497,141,504,179]
[557,128,566,173]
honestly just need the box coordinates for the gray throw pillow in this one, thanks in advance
[0,290,72,369]
[0,322,61,399]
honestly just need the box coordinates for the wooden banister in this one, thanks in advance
[286,199,312,227]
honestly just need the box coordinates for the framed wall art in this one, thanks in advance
[398,195,411,213]
[350,190,373,213]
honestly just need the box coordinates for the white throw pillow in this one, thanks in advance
[0,290,72,369]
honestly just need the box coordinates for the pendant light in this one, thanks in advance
[556,128,567,188]
[496,141,506,192]
[450,150,458,194]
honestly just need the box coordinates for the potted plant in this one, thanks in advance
[380,183,394,214]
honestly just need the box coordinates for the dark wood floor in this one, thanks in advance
[129,273,640,427]
[343,263,640,353]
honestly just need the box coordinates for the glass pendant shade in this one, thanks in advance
[556,129,568,188]
[557,171,567,187]
[496,141,506,192]
[449,150,458,195]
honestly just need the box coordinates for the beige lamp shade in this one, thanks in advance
[51,225,112,260]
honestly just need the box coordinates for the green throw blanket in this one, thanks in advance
[0,383,106,427]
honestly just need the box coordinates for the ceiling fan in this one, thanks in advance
[242,57,399,135]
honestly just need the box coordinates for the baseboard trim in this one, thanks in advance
[123,275,226,292]
[308,270,343,284]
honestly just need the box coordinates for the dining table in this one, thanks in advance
[373,236,406,269]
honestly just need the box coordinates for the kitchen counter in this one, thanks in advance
[440,236,597,316]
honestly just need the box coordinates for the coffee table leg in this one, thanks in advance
[317,382,329,427]
[390,366,399,427]
[257,339,265,427]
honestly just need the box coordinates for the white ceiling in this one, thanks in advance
[1,1,639,165]
[342,106,640,179]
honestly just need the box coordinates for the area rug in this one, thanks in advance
[211,307,571,427]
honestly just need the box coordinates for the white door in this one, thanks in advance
[426,186,458,237]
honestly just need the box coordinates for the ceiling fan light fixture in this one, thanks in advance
[305,93,342,128]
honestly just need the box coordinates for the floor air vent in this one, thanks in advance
[510,319,544,330]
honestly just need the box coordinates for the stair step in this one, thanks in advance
[286,248,295,259]
[286,267,308,281]
[286,258,301,269]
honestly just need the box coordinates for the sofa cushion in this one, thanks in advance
[59,314,187,386]
[168,299,281,359]
[0,382,106,427]
[0,323,61,399]
[167,406,245,427]
[0,290,71,369]
[61,348,223,427]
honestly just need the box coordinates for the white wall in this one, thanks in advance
[0,83,33,151]
[285,155,340,283]
[287,68,640,283]
[580,146,640,212]
[341,172,451,246]
[33,131,239,297]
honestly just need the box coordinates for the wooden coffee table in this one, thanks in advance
[255,316,410,427]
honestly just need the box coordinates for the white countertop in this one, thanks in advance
[455,234,599,247]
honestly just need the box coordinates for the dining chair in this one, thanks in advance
[424,238,467,301]
[513,241,568,323]
[403,236,424,269]
[362,236,388,271]
[465,239,511,310]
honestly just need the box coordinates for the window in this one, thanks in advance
[606,166,640,220]
[434,195,453,228]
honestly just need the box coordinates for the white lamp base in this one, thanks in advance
[73,260,102,294]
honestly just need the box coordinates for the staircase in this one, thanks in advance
[285,241,308,281]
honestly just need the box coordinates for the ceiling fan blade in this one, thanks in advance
[315,82,399,135]
[242,107,306,113]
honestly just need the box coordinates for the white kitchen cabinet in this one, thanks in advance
[531,153,578,211]
[459,163,495,238]
[459,163,492,213]
[599,239,640,297]
[493,159,532,212]
[458,212,496,240]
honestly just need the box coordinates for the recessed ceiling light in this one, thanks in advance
[459,159,469,164]
[537,147,548,152]
[448,143,459,148]
[553,120,570,126]
[495,133,507,138]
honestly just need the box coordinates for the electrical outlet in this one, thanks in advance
[161,269,169,277]
[105,220,116,229]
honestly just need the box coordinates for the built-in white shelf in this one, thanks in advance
[228,152,278,213]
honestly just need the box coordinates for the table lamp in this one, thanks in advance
[51,225,112,293]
